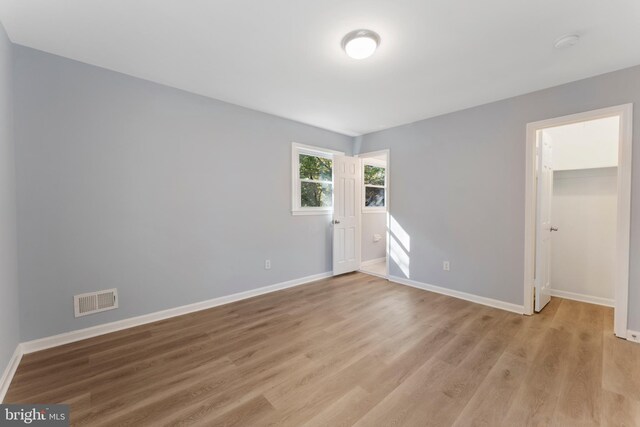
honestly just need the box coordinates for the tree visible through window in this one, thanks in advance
[364,164,386,209]
[299,154,333,208]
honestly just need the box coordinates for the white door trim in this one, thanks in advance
[523,103,633,338]
[356,149,390,279]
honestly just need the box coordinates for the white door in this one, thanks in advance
[332,156,361,275]
[535,132,554,312]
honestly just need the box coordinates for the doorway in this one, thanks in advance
[357,150,390,279]
[524,104,633,339]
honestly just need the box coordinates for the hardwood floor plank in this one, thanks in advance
[553,315,604,425]
[262,354,384,426]
[166,394,276,427]
[359,326,455,395]
[399,333,509,426]
[353,358,456,427]
[452,351,529,426]
[301,386,374,427]
[603,330,640,402]
[502,326,574,425]
[601,390,640,427]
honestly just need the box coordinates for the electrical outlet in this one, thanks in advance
[265,260,271,270]
[443,261,450,271]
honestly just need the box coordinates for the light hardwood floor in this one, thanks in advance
[6,273,640,426]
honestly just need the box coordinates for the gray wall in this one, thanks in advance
[14,46,352,341]
[10,43,640,342]
[359,65,640,330]
[0,24,19,373]
[362,212,386,261]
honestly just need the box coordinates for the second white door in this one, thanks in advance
[535,132,554,312]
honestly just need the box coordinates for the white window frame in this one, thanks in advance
[362,158,387,213]
[291,142,344,216]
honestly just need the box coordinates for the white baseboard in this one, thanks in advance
[389,275,525,315]
[548,289,614,307]
[360,257,386,267]
[0,344,23,403]
[20,271,332,354]
[627,330,640,344]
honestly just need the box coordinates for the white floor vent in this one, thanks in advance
[74,288,118,317]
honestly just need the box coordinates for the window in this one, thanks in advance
[292,143,343,215]
[363,160,386,212]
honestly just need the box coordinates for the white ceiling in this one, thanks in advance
[1,1,639,136]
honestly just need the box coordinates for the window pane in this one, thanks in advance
[301,182,333,207]
[364,165,385,185]
[299,154,332,181]
[365,187,385,207]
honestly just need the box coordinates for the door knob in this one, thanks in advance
[332,219,341,224]
[550,226,558,232]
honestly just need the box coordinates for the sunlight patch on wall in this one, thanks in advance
[389,215,410,278]
[390,215,410,252]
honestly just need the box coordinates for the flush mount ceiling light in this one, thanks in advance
[342,29,381,60]
[554,34,580,49]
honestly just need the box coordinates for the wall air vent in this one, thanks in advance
[74,288,118,317]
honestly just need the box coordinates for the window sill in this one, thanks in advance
[292,210,333,216]
[362,209,387,214]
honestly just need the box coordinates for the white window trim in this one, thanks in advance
[362,158,387,213]
[291,142,344,216]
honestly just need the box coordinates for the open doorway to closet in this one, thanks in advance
[524,104,633,339]
[357,150,389,279]
[542,117,619,308]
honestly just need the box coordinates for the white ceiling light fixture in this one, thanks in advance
[554,34,580,49]
[342,29,381,60]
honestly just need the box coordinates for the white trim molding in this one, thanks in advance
[0,345,23,403]
[20,272,332,354]
[389,275,525,315]
[627,330,640,344]
[548,289,614,308]
[524,103,633,339]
